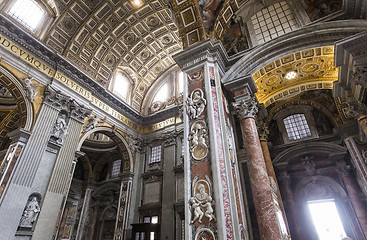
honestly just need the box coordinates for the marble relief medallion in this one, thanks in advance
[189,120,209,160]
[194,227,216,240]
[186,88,206,119]
[190,175,216,224]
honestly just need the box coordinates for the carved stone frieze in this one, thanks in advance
[233,97,259,119]
[190,175,216,224]
[186,89,206,119]
[189,120,209,160]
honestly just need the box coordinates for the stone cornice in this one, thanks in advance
[0,14,180,126]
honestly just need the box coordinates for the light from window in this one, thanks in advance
[113,73,130,101]
[143,217,151,223]
[9,0,45,31]
[178,71,184,93]
[283,114,311,141]
[111,160,121,178]
[153,83,168,102]
[151,216,158,223]
[150,145,161,164]
[308,199,348,240]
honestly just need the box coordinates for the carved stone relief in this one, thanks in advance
[190,175,216,224]
[194,227,216,240]
[83,115,105,133]
[50,112,69,144]
[22,77,40,102]
[301,155,316,176]
[186,89,207,119]
[233,97,259,119]
[18,194,41,230]
[189,120,209,160]
[188,69,204,82]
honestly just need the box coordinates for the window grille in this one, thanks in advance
[150,145,161,163]
[283,114,311,140]
[251,1,298,44]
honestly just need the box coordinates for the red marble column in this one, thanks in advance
[278,172,303,239]
[259,133,289,236]
[234,97,282,240]
[338,164,367,236]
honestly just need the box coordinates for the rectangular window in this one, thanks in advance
[283,114,312,141]
[111,160,121,178]
[150,145,161,164]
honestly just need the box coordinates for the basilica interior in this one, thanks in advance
[0,0,366,239]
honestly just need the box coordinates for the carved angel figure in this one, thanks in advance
[189,123,208,153]
[22,77,40,102]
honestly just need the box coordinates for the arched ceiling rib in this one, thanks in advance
[44,0,183,110]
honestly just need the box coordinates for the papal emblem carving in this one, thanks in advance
[189,120,209,160]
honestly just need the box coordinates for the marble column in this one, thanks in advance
[233,96,282,240]
[114,172,133,240]
[337,163,367,237]
[174,40,247,239]
[259,128,289,236]
[278,171,303,239]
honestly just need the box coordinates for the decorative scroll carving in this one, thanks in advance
[301,155,316,176]
[69,100,92,123]
[125,134,141,153]
[190,175,216,224]
[18,194,41,230]
[22,77,39,102]
[186,89,207,119]
[189,120,209,160]
[233,97,259,119]
[50,113,68,144]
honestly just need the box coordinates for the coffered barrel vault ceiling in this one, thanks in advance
[253,46,338,107]
[45,0,183,111]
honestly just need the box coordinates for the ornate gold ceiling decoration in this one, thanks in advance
[252,46,337,107]
[45,0,182,111]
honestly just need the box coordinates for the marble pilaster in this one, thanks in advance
[32,90,91,240]
[0,86,69,239]
[114,172,133,240]
[174,40,247,240]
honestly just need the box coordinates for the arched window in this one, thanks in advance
[8,0,46,31]
[112,72,131,102]
[153,83,169,103]
[5,0,56,37]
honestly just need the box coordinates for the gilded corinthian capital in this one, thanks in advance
[233,97,259,119]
